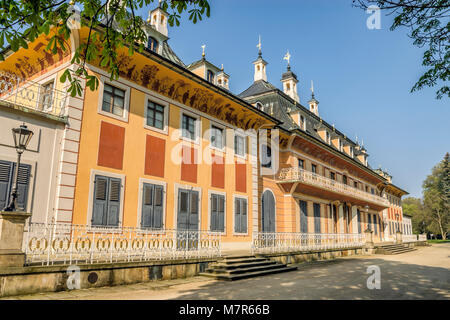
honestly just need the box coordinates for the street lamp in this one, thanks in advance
[3,123,33,212]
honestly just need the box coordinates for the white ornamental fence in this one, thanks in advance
[252,232,365,254]
[418,234,427,241]
[402,234,419,243]
[23,223,221,266]
[0,71,68,118]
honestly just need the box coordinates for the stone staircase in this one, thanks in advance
[199,255,297,281]
[375,243,417,255]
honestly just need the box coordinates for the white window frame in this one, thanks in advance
[136,178,167,232]
[299,114,306,131]
[232,194,249,236]
[143,94,169,135]
[233,131,247,160]
[87,169,126,228]
[207,189,227,235]
[209,121,226,152]
[97,76,131,122]
[179,110,201,144]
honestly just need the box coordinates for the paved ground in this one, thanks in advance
[3,243,449,300]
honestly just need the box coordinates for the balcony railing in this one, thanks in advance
[278,167,390,207]
[252,232,365,254]
[0,71,68,118]
[23,223,222,266]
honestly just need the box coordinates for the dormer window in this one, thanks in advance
[300,115,305,130]
[339,139,344,152]
[207,70,214,83]
[255,102,263,110]
[350,146,354,158]
[148,36,159,53]
[326,131,331,145]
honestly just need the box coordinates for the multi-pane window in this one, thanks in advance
[339,139,344,151]
[210,194,225,232]
[146,100,165,130]
[343,175,348,185]
[261,144,271,168]
[181,114,196,140]
[371,188,375,195]
[350,146,354,158]
[367,214,372,231]
[102,84,125,117]
[234,197,247,233]
[141,183,164,229]
[354,181,358,189]
[311,164,317,174]
[298,158,304,169]
[0,160,31,211]
[148,36,159,52]
[330,172,335,180]
[326,131,331,144]
[210,125,224,149]
[92,175,122,227]
[234,134,245,157]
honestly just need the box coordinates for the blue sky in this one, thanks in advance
[143,0,449,198]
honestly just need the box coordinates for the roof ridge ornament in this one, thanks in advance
[257,35,262,57]
[201,44,206,59]
[283,50,291,70]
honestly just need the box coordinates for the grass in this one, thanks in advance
[427,239,450,243]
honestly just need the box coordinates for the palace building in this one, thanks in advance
[0,4,414,262]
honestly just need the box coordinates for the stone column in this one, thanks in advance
[364,228,374,254]
[0,211,31,267]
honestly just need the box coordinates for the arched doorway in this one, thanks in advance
[261,190,275,232]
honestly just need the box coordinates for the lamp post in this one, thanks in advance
[3,123,33,212]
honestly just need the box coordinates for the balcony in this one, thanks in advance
[0,71,68,120]
[278,167,390,208]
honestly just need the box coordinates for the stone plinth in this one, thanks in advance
[0,211,31,267]
[395,231,403,244]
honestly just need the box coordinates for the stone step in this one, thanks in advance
[218,257,268,264]
[200,265,297,281]
[206,262,286,275]
[208,260,277,270]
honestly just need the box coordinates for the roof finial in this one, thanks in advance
[201,44,206,59]
[356,135,359,144]
[256,35,262,57]
[361,138,364,147]
[283,50,291,70]
[221,63,224,71]
[311,80,315,98]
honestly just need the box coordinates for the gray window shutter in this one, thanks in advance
[300,200,308,233]
[368,214,372,231]
[0,161,13,209]
[141,183,154,228]
[15,163,31,211]
[234,198,241,233]
[92,176,107,226]
[153,185,163,228]
[218,195,225,232]
[314,203,321,233]
[178,190,189,230]
[189,190,199,230]
[210,194,218,231]
[241,199,247,233]
[357,209,361,234]
[373,215,377,235]
[107,178,121,226]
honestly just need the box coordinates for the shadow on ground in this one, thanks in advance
[171,258,450,300]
